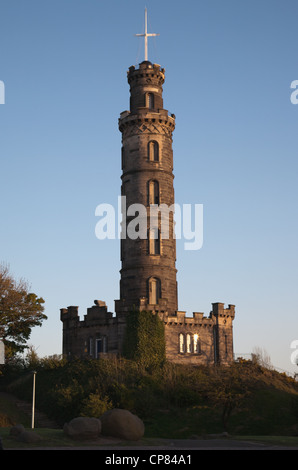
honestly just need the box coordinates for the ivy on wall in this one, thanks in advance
[122,309,166,368]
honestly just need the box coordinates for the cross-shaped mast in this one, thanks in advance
[135,8,159,62]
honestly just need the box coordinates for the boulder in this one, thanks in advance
[9,424,25,437]
[17,430,42,443]
[100,409,144,441]
[10,424,42,443]
[63,417,102,440]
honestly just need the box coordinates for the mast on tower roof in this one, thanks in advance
[135,8,159,62]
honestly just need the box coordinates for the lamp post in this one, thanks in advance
[31,371,37,429]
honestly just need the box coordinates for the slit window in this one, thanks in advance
[148,277,161,305]
[148,180,159,205]
[148,228,160,255]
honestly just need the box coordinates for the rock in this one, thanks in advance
[63,417,102,440]
[10,424,42,443]
[9,424,25,437]
[100,409,144,441]
[17,430,42,443]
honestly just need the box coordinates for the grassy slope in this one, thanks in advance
[1,360,298,445]
[0,393,30,427]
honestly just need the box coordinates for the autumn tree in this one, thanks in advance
[0,264,46,358]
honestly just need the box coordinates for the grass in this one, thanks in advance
[0,427,100,448]
[144,406,221,438]
[1,391,298,449]
[1,427,298,449]
[0,393,30,428]
[0,427,172,449]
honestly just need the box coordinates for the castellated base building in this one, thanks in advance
[60,61,235,366]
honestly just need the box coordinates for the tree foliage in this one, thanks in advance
[0,264,46,358]
[206,363,250,431]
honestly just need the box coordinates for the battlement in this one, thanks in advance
[118,108,175,138]
[153,302,235,326]
[115,297,235,329]
[60,301,115,327]
[60,305,79,321]
[127,61,165,85]
[211,302,235,319]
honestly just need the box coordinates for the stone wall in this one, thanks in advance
[161,303,235,365]
[60,301,235,366]
[60,301,118,360]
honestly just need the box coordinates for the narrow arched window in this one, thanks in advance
[148,277,161,305]
[148,141,159,161]
[148,180,159,205]
[179,334,185,354]
[186,334,192,353]
[148,228,160,255]
[146,92,154,109]
[193,334,201,354]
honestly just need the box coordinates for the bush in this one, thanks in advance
[80,392,113,418]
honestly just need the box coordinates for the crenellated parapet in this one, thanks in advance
[60,301,115,328]
[211,302,235,320]
[60,301,118,359]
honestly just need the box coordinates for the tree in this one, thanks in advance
[252,346,272,369]
[0,264,46,358]
[206,364,250,431]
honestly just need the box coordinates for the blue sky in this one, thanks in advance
[0,0,297,373]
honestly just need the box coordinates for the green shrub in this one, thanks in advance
[80,392,113,418]
[122,309,166,369]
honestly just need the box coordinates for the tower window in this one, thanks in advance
[148,180,159,205]
[148,228,160,255]
[148,141,159,161]
[146,92,154,109]
[148,277,161,305]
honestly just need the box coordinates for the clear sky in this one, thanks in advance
[0,0,297,374]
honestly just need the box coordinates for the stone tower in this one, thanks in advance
[60,13,236,365]
[115,61,177,319]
